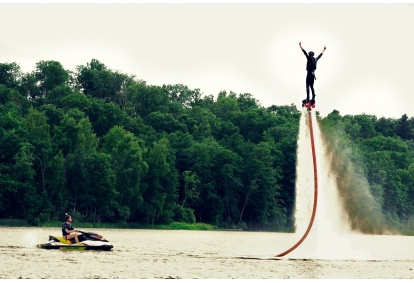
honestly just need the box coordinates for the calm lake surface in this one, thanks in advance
[0,227,413,279]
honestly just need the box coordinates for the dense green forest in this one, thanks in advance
[0,59,413,233]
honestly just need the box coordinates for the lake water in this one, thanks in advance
[0,227,413,279]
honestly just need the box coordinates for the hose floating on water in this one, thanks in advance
[275,109,318,257]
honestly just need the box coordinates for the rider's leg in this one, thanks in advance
[310,84,315,100]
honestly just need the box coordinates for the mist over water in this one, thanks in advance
[290,110,371,260]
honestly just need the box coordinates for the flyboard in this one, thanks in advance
[302,99,316,110]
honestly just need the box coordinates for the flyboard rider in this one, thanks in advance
[299,41,326,106]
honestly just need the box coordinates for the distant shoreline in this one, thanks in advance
[0,219,217,231]
[0,219,292,232]
[1,219,413,235]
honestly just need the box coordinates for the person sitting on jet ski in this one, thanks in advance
[62,213,80,243]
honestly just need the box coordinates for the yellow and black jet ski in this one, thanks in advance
[37,231,113,251]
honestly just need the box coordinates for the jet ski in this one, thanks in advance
[37,230,113,251]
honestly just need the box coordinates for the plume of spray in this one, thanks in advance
[289,109,378,259]
[293,108,314,236]
[318,113,388,234]
[22,230,43,248]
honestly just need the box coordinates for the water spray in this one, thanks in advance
[275,109,318,257]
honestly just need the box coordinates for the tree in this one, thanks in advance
[241,141,286,229]
[215,146,243,226]
[182,138,242,226]
[0,62,22,89]
[20,72,41,100]
[396,114,413,140]
[103,126,148,220]
[47,150,67,219]
[130,84,170,117]
[53,109,85,156]
[375,117,396,137]
[186,107,218,140]
[35,60,70,98]
[76,59,108,98]
[232,107,277,143]
[141,137,178,224]
[76,59,136,107]
[237,92,260,110]
[181,170,200,207]
[13,142,37,222]
[25,108,52,194]
[162,84,202,108]
[211,91,240,121]
[263,110,300,227]
[353,114,377,139]
[145,111,187,133]
[0,102,26,218]
[86,152,118,222]
[64,116,100,219]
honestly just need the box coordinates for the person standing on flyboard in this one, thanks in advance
[299,42,326,107]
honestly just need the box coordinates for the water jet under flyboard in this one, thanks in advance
[278,109,370,260]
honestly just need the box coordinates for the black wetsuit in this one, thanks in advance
[302,49,323,102]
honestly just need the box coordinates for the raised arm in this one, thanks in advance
[299,41,308,58]
[322,45,327,54]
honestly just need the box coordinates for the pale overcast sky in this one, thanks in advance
[1,3,413,118]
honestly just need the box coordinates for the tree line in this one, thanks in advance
[0,59,299,230]
[0,59,413,233]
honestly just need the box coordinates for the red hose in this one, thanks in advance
[276,110,318,257]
